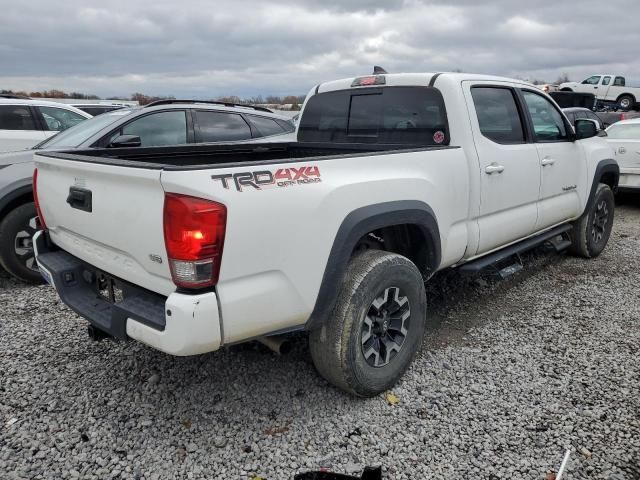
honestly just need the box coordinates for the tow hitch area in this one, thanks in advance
[87,324,111,342]
[34,231,167,340]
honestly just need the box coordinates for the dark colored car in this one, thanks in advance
[72,104,127,116]
[562,107,606,130]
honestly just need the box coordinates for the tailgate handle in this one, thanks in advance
[66,187,92,213]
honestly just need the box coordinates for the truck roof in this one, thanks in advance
[0,98,93,115]
[316,72,534,94]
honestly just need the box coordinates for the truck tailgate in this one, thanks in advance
[35,154,174,296]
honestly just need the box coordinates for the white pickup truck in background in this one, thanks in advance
[559,74,640,110]
[33,72,618,396]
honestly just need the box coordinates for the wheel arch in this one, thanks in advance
[616,92,636,104]
[0,185,34,223]
[583,159,619,216]
[305,200,441,331]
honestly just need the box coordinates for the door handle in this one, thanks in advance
[485,163,505,174]
[66,187,92,212]
[541,157,555,167]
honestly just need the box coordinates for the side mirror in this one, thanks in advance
[108,134,141,148]
[574,119,598,140]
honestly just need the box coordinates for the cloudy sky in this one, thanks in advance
[1,0,638,98]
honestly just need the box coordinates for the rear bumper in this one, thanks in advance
[34,231,222,356]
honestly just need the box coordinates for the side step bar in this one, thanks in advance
[458,224,573,275]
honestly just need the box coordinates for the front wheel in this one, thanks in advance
[0,202,43,284]
[569,183,614,258]
[309,250,427,397]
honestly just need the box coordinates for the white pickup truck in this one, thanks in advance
[33,73,619,397]
[559,75,640,110]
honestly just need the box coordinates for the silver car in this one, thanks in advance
[0,101,295,282]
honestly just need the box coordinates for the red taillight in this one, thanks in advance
[163,193,226,288]
[32,168,47,230]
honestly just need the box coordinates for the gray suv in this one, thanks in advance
[0,101,295,282]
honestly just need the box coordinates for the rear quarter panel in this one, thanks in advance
[160,148,470,344]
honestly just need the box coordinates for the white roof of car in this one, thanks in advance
[607,118,640,127]
[0,98,92,117]
[141,101,293,121]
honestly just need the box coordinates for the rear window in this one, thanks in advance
[298,87,449,145]
[246,115,286,137]
[606,124,640,140]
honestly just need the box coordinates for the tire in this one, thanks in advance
[0,202,43,284]
[617,94,634,110]
[569,183,614,258]
[309,249,427,397]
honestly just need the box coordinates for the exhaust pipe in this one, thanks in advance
[257,335,292,355]
[87,325,110,342]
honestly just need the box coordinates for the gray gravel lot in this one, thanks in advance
[1,197,639,480]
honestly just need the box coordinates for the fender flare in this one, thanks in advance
[583,158,619,216]
[304,200,441,331]
[0,184,33,220]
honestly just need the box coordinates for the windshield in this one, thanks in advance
[34,108,136,149]
[606,124,640,140]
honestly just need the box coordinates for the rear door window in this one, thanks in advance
[298,86,449,145]
[0,105,38,130]
[602,76,611,86]
[470,87,525,144]
[194,111,252,142]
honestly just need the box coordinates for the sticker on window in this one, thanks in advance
[433,131,445,144]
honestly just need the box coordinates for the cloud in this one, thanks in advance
[0,0,638,97]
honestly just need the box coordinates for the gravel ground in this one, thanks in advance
[1,197,639,480]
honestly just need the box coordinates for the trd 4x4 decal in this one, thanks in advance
[212,166,321,191]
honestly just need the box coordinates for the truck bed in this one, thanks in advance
[37,142,457,170]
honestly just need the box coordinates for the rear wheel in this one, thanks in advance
[0,202,43,284]
[569,183,614,258]
[617,94,634,110]
[309,250,427,397]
